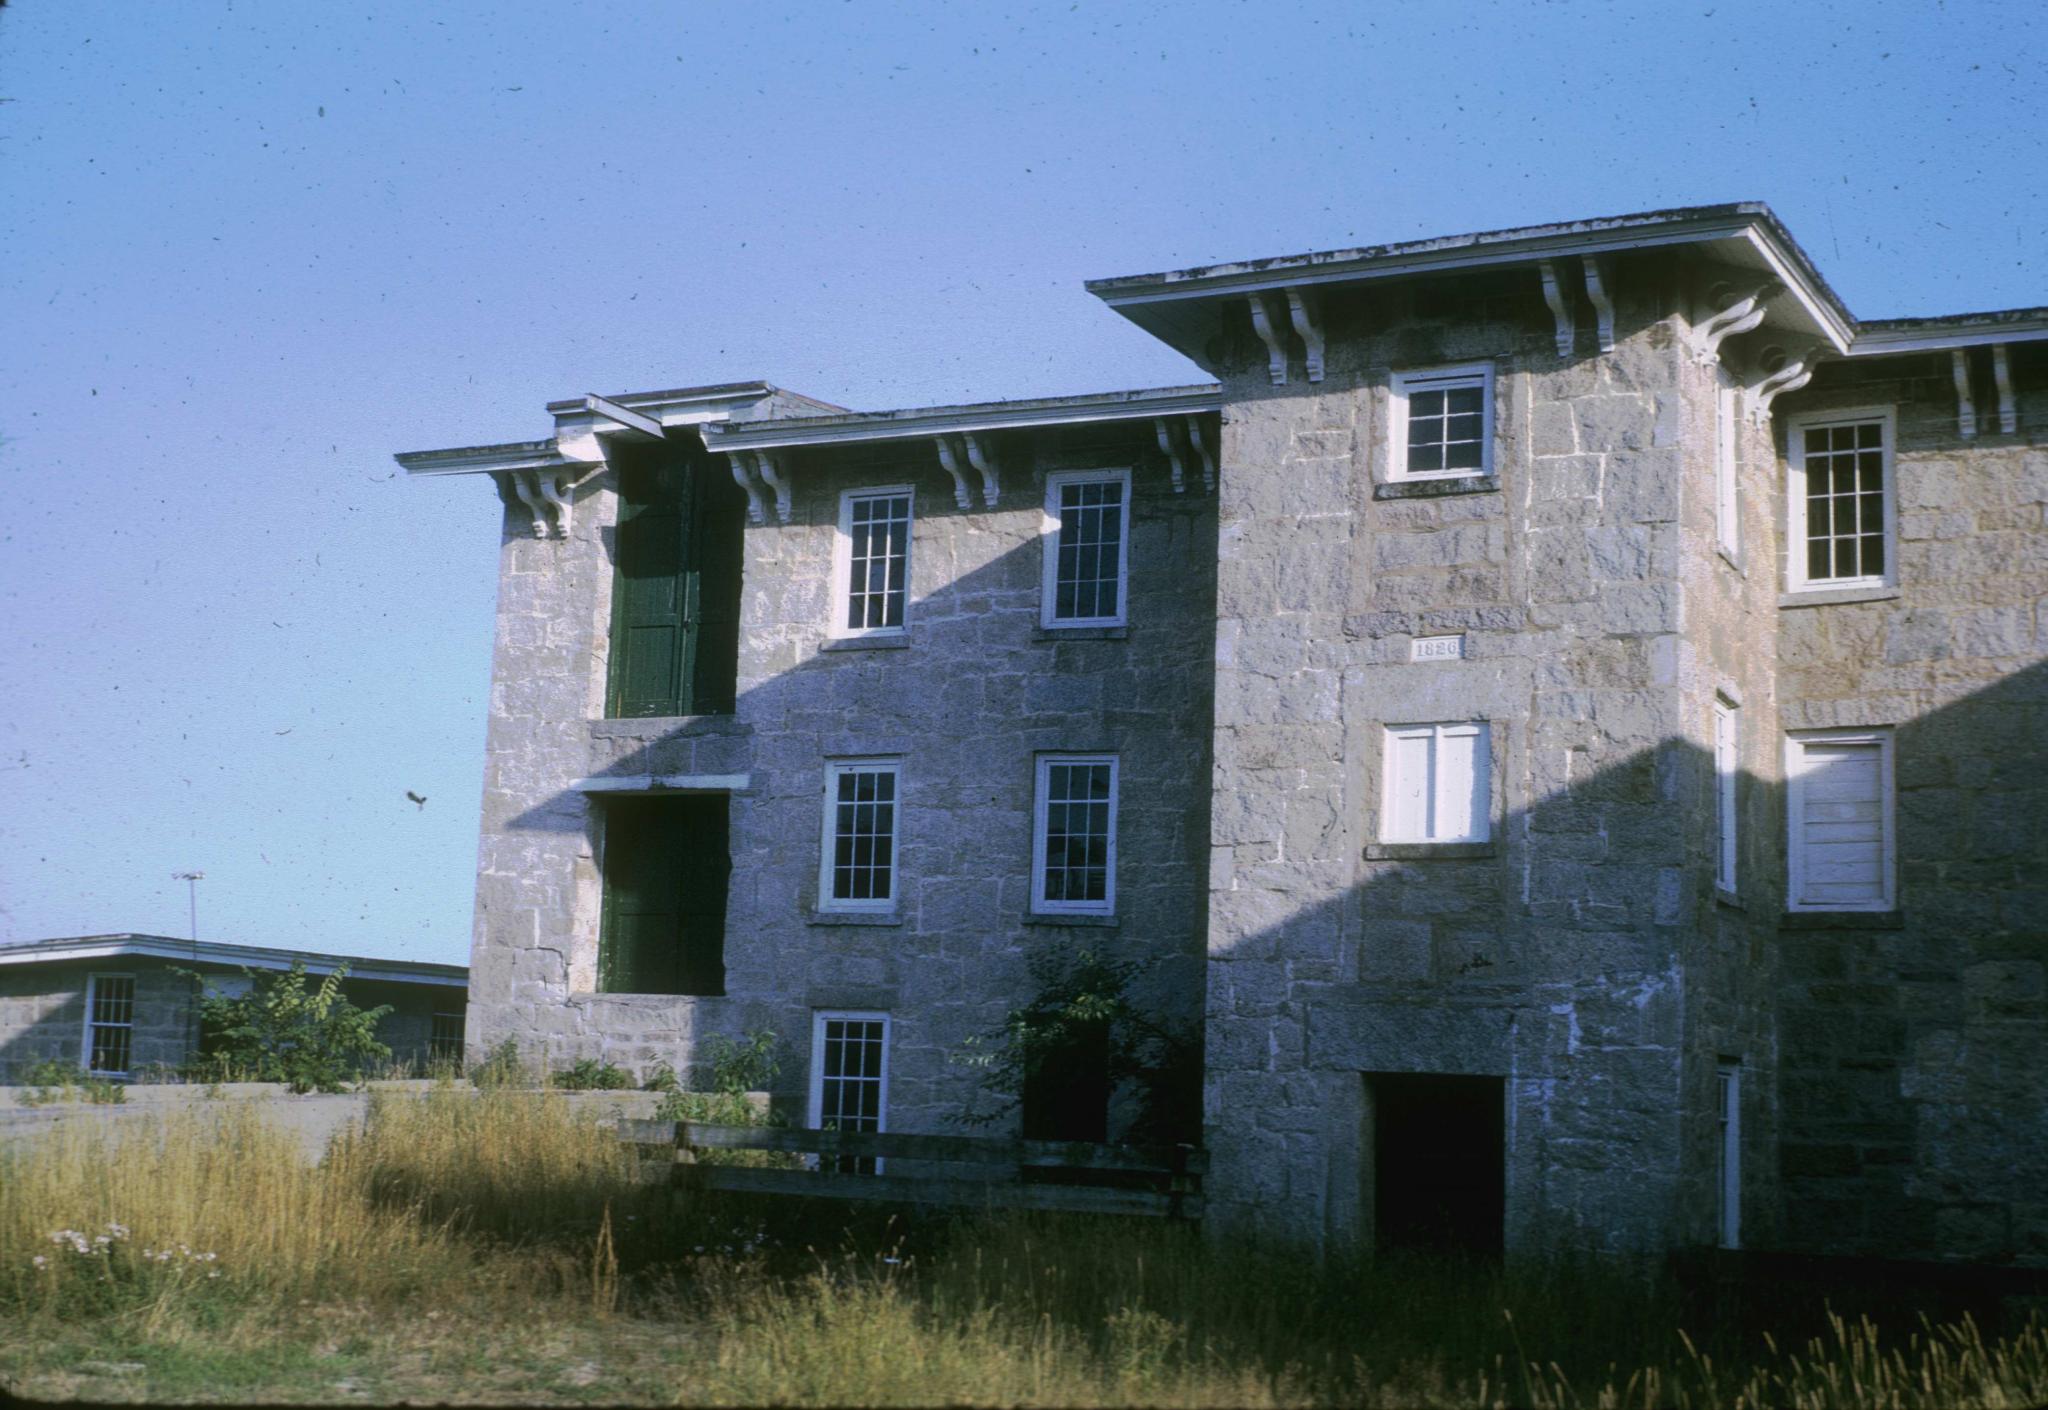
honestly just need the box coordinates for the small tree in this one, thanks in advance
[954,948,1200,1144]
[182,962,393,1094]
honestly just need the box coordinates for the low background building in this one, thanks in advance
[0,935,468,1081]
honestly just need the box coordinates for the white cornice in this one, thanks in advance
[702,386,1223,452]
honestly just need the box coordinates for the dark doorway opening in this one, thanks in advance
[1370,1072,1505,1258]
[598,793,730,996]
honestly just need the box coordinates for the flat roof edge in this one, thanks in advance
[0,935,468,984]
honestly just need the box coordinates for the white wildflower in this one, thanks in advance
[31,1256,46,1268]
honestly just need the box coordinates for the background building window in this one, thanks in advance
[1033,754,1118,914]
[1714,697,1739,896]
[835,488,913,637]
[429,1009,465,1063]
[84,973,135,1077]
[1382,722,1491,844]
[810,1011,889,1174]
[1786,728,1895,911]
[821,761,900,910]
[1390,364,1494,481]
[1789,411,1893,591]
[1041,470,1129,627]
[598,794,731,994]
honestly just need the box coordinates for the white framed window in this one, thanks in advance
[809,1010,889,1174]
[832,487,913,638]
[83,973,136,1077]
[819,760,901,912]
[1787,409,1896,593]
[1714,696,1739,896]
[1786,728,1895,912]
[1388,363,1494,481]
[1716,1061,1742,1250]
[1382,722,1491,844]
[1041,469,1130,628]
[1032,754,1119,915]
[1715,379,1740,558]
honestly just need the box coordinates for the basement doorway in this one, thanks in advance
[1369,1072,1505,1258]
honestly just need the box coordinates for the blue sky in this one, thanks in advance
[2,0,2042,964]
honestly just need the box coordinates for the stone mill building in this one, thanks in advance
[399,203,2047,1267]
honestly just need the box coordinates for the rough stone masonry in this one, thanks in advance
[400,203,2047,1266]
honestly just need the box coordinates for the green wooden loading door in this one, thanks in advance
[598,795,731,995]
[607,448,744,719]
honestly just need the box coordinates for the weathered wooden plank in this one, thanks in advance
[619,1118,1207,1176]
[687,1165,1202,1219]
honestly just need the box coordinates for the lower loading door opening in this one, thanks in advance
[1369,1072,1505,1258]
[599,793,730,995]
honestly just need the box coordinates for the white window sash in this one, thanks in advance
[1714,699,1739,896]
[1031,754,1119,915]
[1785,729,1895,912]
[1716,1063,1742,1250]
[1715,379,1740,558]
[831,486,915,639]
[817,760,902,913]
[808,1010,891,1171]
[1381,722,1491,843]
[1040,468,1132,628]
[1387,363,1496,483]
[1785,407,1896,594]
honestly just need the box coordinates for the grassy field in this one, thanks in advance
[2,1088,2044,1407]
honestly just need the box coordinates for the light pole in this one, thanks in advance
[172,871,203,942]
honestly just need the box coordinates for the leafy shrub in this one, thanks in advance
[656,1029,781,1127]
[553,1058,634,1091]
[954,948,1200,1143]
[179,962,392,1095]
[11,1060,126,1107]
[468,1037,528,1090]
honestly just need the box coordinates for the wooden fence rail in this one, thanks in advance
[618,1118,1205,1220]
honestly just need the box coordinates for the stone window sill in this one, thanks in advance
[1779,911,1904,931]
[1022,913,1120,929]
[591,715,745,740]
[806,911,904,928]
[1714,889,1745,911]
[821,635,911,652]
[1033,625,1128,642]
[571,991,725,1004]
[1365,841,1497,860]
[1373,475,1499,501]
[1778,586,1902,610]
[1717,547,1745,577]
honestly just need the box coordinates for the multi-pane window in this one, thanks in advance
[1042,470,1129,627]
[1033,755,1118,914]
[1382,722,1492,844]
[84,974,135,1077]
[429,1010,465,1064]
[1391,365,1494,480]
[1715,380,1740,558]
[1786,729,1895,912]
[820,761,900,910]
[1790,412,1893,590]
[810,1012,889,1174]
[1714,697,1739,896]
[835,488,913,637]
[1716,1062,1742,1249]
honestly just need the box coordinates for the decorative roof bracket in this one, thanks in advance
[1284,289,1325,382]
[1581,256,1616,352]
[503,471,554,538]
[1186,416,1217,493]
[1746,347,1815,426]
[933,435,974,509]
[498,467,600,539]
[1539,260,1577,358]
[1993,345,2017,434]
[727,451,769,525]
[1247,292,1291,385]
[962,432,1002,507]
[754,449,794,523]
[1952,349,1979,438]
[1153,417,1189,493]
[1691,283,1777,365]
